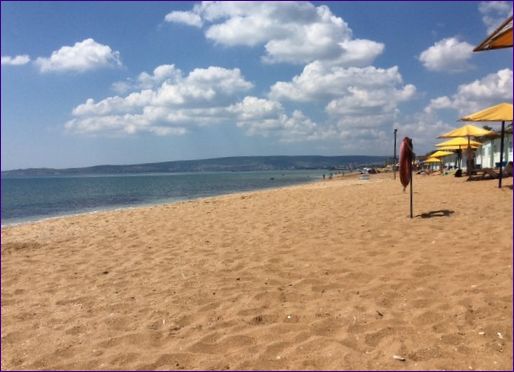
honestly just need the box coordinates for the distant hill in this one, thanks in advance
[2,155,389,177]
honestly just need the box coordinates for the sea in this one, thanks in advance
[1,170,326,225]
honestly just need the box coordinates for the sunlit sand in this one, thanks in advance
[2,173,512,370]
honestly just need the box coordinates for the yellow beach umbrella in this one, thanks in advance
[430,150,454,174]
[424,157,441,172]
[436,138,482,172]
[437,145,479,151]
[438,124,493,176]
[460,102,513,188]
[470,11,512,185]
[438,124,494,138]
[430,150,454,158]
[474,16,513,52]
[460,103,513,122]
[435,137,482,147]
[424,157,441,163]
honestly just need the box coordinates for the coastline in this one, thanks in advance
[1,170,334,227]
[2,173,512,370]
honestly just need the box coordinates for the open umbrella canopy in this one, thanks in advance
[474,15,513,52]
[424,157,441,163]
[438,124,494,138]
[437,145,479,151]
[460,102,512,188]
[471,15,511,187]
[460,102,513,122]
[436,137,482,147]
[430,150,454,158]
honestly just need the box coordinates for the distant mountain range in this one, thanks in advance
[2,155,389,177]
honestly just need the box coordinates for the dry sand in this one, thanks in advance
[1,173,512,370]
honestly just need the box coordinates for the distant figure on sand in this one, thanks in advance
[465,147,475,176]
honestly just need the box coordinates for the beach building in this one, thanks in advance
[437,128,512,170]
[475,128,513,169]
[440,152,464,170]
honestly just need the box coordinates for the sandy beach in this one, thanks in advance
[1,173,512,370]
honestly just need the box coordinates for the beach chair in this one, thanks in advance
[467,168,499,181]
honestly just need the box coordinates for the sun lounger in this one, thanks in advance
[468,161,513,181]
[467,168,499,181]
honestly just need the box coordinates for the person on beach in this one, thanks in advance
[465,147,475,176]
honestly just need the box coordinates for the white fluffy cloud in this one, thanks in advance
[159,2,414,146]
[138,65,181,88]
[112,64,184,94]
[164,1,384,65]
[269,61,415,130]
[66,65,253,135]
[35,38,121,73]
[228,96,283,121]
[425,68,513,115]
[424,96,452,114]
[395,114,455,151]
[270,62,413,102]
[418,37,474,72]
[165,10,203,27]
[479,1,513,33]
[1,55,30,66]
[336,127,391,154]
[227,96,322,142]
[417,69,512,154]
[68,66,322,142]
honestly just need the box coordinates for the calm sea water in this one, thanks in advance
[1,170,324,225]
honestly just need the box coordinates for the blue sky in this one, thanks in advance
[1,1,512,170]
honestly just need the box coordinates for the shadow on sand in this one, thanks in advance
[417,209,455,219]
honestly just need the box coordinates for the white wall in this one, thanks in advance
[476,134,512,168]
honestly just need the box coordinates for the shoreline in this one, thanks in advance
[2,173,511,370]
[2,172,342,228]
[1,172,362,228]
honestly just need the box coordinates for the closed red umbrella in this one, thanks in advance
[399,137,415,218]
[399,137,414,190]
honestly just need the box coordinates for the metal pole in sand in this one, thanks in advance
[393,128,398,180]
[498,121,505,188]
[410,159,413,219]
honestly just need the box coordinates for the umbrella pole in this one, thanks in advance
[410,160,413,218]
[456,145,461,170]
[467,136,471,176]
[498,121,505,188]
[393,129,397,180]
